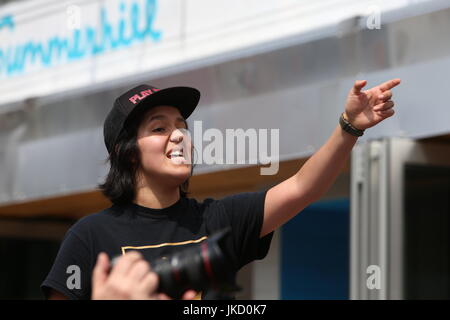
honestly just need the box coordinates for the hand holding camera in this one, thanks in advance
[91,251,197,300]
[91,228,237,300]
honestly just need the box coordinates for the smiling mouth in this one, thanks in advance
[167,149,184,159]
[166,148,191,165]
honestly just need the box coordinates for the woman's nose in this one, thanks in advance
[169,129,184,143]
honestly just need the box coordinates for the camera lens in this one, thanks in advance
[151,228,238,299]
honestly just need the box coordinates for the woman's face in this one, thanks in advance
[135,105,192,187]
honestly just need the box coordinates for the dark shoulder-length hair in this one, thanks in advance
[98,120,193,205]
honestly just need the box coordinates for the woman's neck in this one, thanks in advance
[133,175,181,209]
[134,189,180,209]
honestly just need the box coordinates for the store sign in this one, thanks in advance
[0,0,162,79]
[0,0,430,107]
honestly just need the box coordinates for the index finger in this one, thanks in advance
[110,251,144,278]
[378,78,401,92]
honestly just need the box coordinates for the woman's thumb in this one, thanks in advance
[352,80,367,94]
[92,252,110,288]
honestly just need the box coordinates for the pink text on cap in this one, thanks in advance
[129,88,160,104]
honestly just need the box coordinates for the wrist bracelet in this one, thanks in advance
[339,112,364,137]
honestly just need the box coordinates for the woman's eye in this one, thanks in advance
[152,128,165,132]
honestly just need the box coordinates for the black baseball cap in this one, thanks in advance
[103,84,201,154]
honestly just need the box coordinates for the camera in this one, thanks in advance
[111,228,240,299]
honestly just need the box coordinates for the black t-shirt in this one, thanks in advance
[41,190,273,300]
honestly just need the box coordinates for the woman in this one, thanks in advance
[41,79,400,300]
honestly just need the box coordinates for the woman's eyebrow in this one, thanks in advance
[148,114,187,127]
